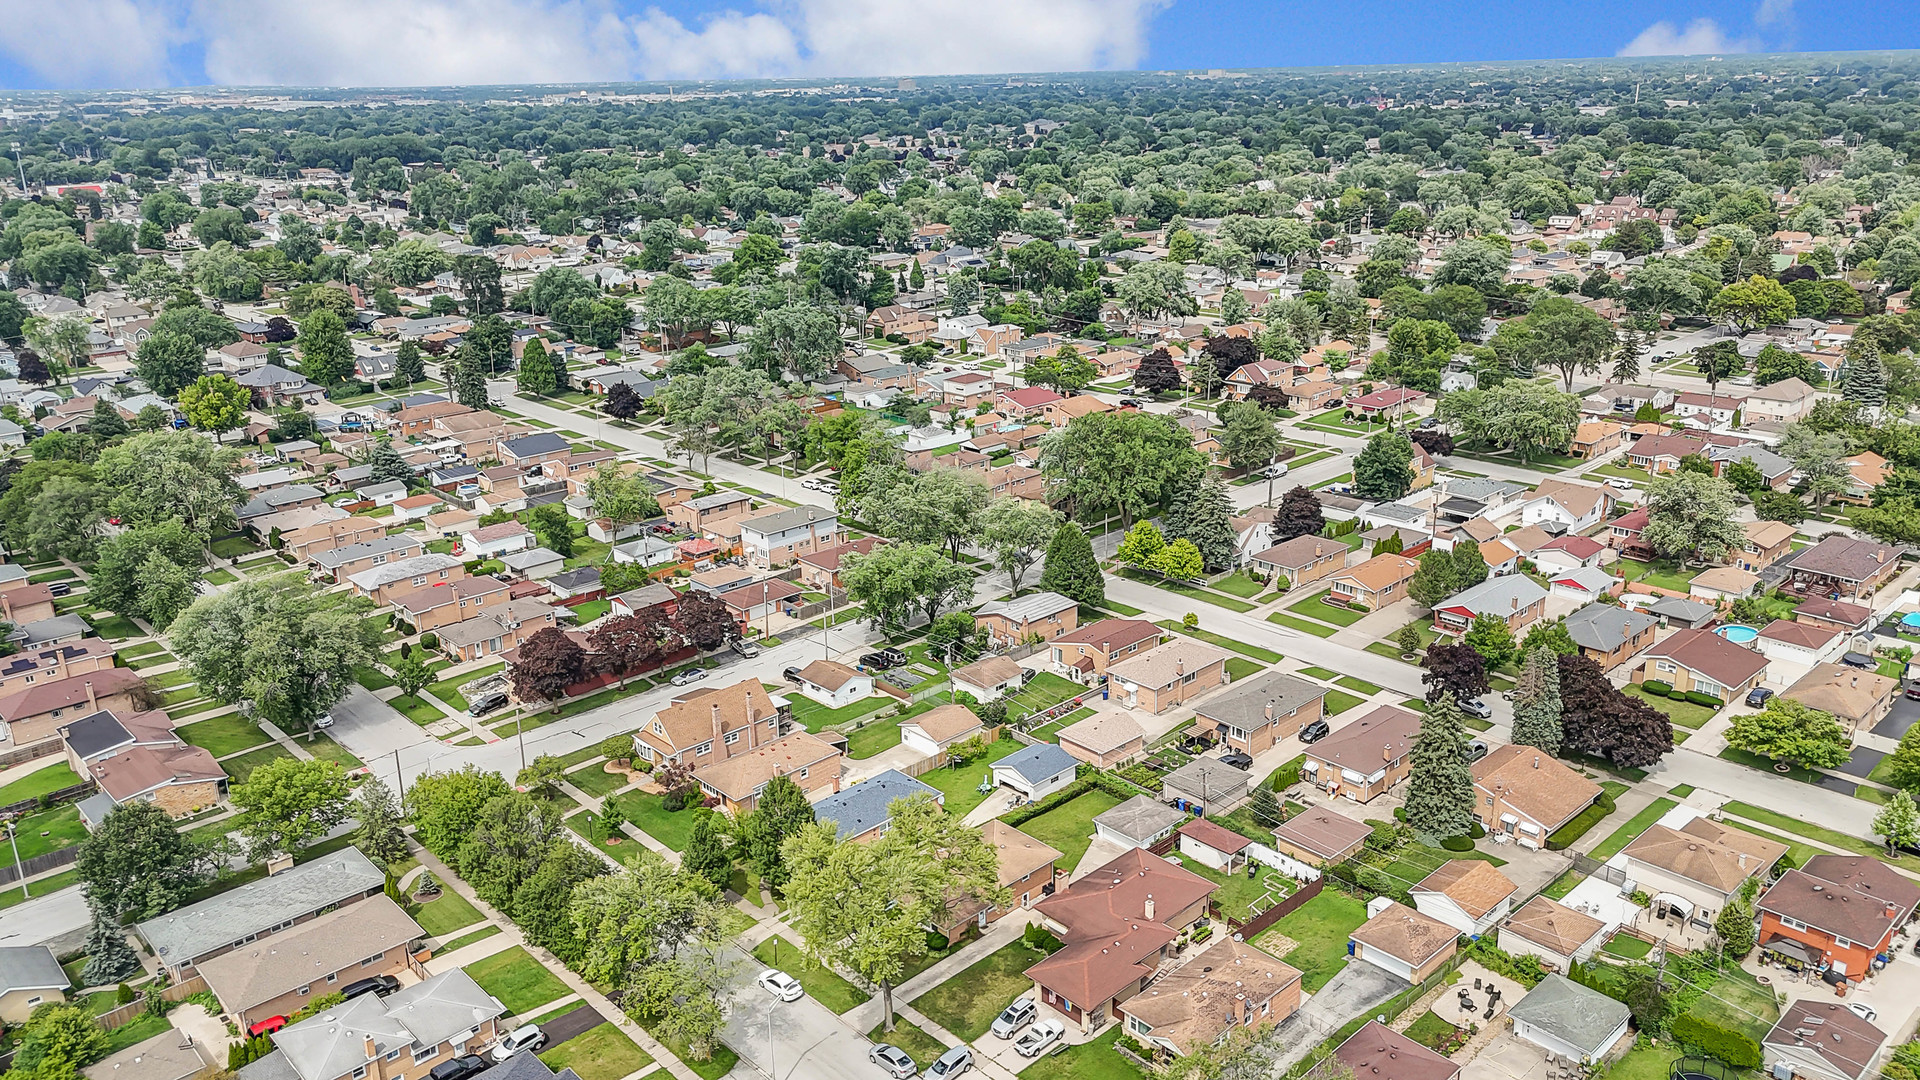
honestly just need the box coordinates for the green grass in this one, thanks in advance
[1669,784,1695,797]
[869,1018,949,1070]
[1018,1025,1136,1080]
[640,1024,737,1080]
[465,945,572,1016]
[1286,590,1371,626]
[1323,690,1367,716]
[205,568,238,586]
[1265,612,1339,637]
[540,1023,653,1080]
[1616,558,1700,593]
[1012,789,1125,869]
[1404,1009,1461,1051]
[10,804,87,860]
[177,713,272,756]
[0,868,78,909]
[566,762,634,798]
[125,651,177,671]
[1621,683,1717,729]
[1210,573,1267,598]
[1002,671,1091,718]
[389,693,449,725]
[1602,933,1654,960]
[570,599,612,622]
[786,691,897,732]
[1588,798,1678,860]
[221,744,294,783]
[918,738,1026,820]
[1299,666,1341,681]
[354,664,397,691]
[846,718,904,759]
[752,935,871,1013]
[1114,568,1257,612]
[911,939,1053,1042]
[1605,1043,1683,1080]
[1717,746,1824,785]
[210,535,264,559]
[1253,887,1369,991]
[1719,801,1887,859]
[413,887,487,936]
[101,1012,172,1055]
[1681,963,1779,1042]
[303,735,364,772]
[117,642,165,659]
[83,612,144,640]
[613,791,700,851]
[0,763,81,806]
[1335,676,1381,695]
[1542,870,1583,900]
[1225,656,1264,681]
[439,925,503,953]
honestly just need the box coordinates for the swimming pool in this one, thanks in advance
[1903,612,1920,629]
[1716,625,1761,644]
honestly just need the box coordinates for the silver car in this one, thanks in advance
[989,998,1036,1039]
[870,1044,917,1079]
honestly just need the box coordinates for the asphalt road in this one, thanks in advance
[722,949,878,1080]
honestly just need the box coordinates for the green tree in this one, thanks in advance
[405,765,513,856]
[354,778,411,869]
[1725,698,1851,770]
[81,904,143,985]
[1354,431,1415,500]
[1407,549,1460,609]
[231,757,355,860]
[1875,789,1920,856]
[517,338,559,396]
[1642,471,1746,561]
[1709,274,1798,332]
[568,855,732,1060]
[393,340,425,385]
[1463,612,1518,671]
[87,398,127,439]
[295,308,354,386]
[178,373,251,440]
[1509,646,1563,754]
[1153,537,1205,582]
[1843,348,1889,412]
[454,355,490,409]
[389,651,433,699]
[743,775,815,892]
[1039,521,1105,608]
[977,497,1064,593]
[10,1002,110,1079]
[1404,693,1474,840]
[133,330,206,397]
[1220,402,1281,473]
[683,811,733,891]
[529,503,577,558]
[517,755,570,800]
[1117,520,1167,573]
[75,802,205,919]
[1038,411,1206,530]
[842,542,977,630]
[1716,885,1758,958]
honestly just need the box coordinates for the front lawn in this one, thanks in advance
[413,888,487,937]
[1621,683,1717,729]
[567,762,634,798]
[1253,887,1368,991]
[1153,623,1284,664]
[1210,572,1266,598]
[540,1023,653,1080]
[869,1018,949,1070]
[846,719,904,760]
[613,791,699,851]
[1013,789,1125,869]
[1266,612,1338,638]
[178,714,272,757]
[1018,1024,1138,1080]
[465,945,572,1016]
[221,744,294,783]
[1286,590,1370,627]
[10,804,87,860]
[1323,690,1367,716]
[0,764,81,806]
[1616,558,1700,593]
[1225,657,1264,681]
[389,694,449,725]
[910,939,1051,1042]
[787,691,897,732]
[751,935,871,1013]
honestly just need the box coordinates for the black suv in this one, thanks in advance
[429,1056,490,1080]
[342,974,401,1001]
[1298,719,1331,744]
[860,648,908,670]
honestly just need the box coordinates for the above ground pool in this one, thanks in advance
[1903,612,1920,630]
[1716,624,1761,644]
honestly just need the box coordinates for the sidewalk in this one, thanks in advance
[843,910,1037,1033]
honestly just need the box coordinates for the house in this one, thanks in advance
[950,656,1030,703]
[1093,795,1188,850]
[499,432,572,469]
[991,743,1080,801]
[1332,1023,1460,1080]
[311,536,427,582]
[1328,553,1419,610]
[899,704,984,757]
[1531,535,1607,575]
[244,969,504,1080]
[1410,860,1518,936]
[1520,480,1616,533]
[1689,565,1760,602]
[1569,421,1626,459]
[670,490,754,532]
[633,679,794,768]
[1119,936,1301,1056]
[1673,391,1746,425]
[1056,712,1147,768]
[0,640,118,695]
[439,598,560,662]
[1763,1000,1888,1080]
[1782,663,1897,738]
[1745,377,1819,423]
[63,709,225,818]
[1049,619,1162,682]
[1350,901,1458,983]
[796,537,883,591]
[1500,896,1608,973]
[1506,975,1633,1065]
[389,577,514,634]
[691,730,843,814]
[974,591,1079,647]
[1794,598,1876,636]
[1776,535,1905,601]
[1564,604,1659,670]
[1105,639,1232,714]
[1247,535,1348,588]
[791,659,872,709]
[1756,620,1847,667]
[716,579,806,625]
[197,894,423,1028]
[812,769,943,843]
[234,364,326,406]
[1431,576,1548,636]
[1191,672,1329,756]
[1177,817,1255,872]
[0,584,57,626]
[136,847,387,977]
[1758,855,1920,982]
[1620,813,1787,926]
[0,947,68,1024]
[1842,452,1892,504]
[282,517,389,561]
[1162,757,1253,814]
[1646,595,1718,628]
[1634,628,1770,704]
[1301,705,1420,803]
[1471,745,1603,848]
[1740,520,1797,572]
[347,555,467,606]
[1027,849,1216,1033]
[975,820,1061,920]
[738,505,845,569]
[1270,804,1372,865]
[462,520,535,558]
[609,583,679,621]
[1548,567,1621,605]
[1348,387,1426,420]
[0,667,147,751]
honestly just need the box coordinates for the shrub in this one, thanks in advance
[1668,689,1689,701]
[1641,679,1672,695]
[1469,823,1486,839]
[1684,690,1723,708]
[419,632,439,651]
[1545,792,1618,850]
[1668,1015,1762,1069]
[1440,834,1475,851]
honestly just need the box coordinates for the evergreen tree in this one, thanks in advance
[353,778,410,869]
[80,905,142,985]
[1373,531,1403,556]
[517,338,559,396]
[1450,540,1489,591]
[393,340,424,385]
[683,810,733,891]
[1248,786,1283,828]
[367,440,412,486]
[88,398,127,438]
[1169,477,1236,572]
[1716,887,1758,958]
[1610,324,1643,384]
[1843,347,1888,412]
[454,355,489,409]
[1039,521,1105,608]
[1510,646,1564,754]
[1404,692,1475,840]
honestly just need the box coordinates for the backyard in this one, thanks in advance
[1014,789,1126,869]
[1252,887,1369,991]
[918,739,1026,820]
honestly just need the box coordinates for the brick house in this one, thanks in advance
[281,518,389,561]
[1302,705,1421,803]
[1633,628,1770,704]
[136,847,389,977]
[1563,604,1658,671]
[197,895,423,1028]
[1783,663,1898,739]
[0,640,117,695]
[1191,672,1329,756]
[0,667,146,751]
[1328,553,1420,610]
[1777,535,1906,602]
[1431,576,1548,636]
[692,730,843,814]
[346,554,467,605]
[1055,712,1147,768]
[797,537,883,591]
[1471,745,1603,849]
[1740,520,1797,573]
[633,679,795,769]
[1120,936,1301,1057]
[439,598,561,662]
[1048,619,1162,682]
[738,505,846,569]
[0,584,57,626]
[310,536,427,583]
[247,969,503,1080]
[1104,640,1232,715]
[1410,860,1518,937]
[1247,534,1348,588]
[59,707,224,818]
[669,490,756,532]
[388,576,514,634]
[975,591,1080,647]
[1757,855,1920,982]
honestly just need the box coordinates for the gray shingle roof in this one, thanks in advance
[993,743,1079,785]
[273,968,503,1080]
[975,591,1077,624]
[1506,974,1630,1056]
[57,709,133,761]
[135,847,385,965]
[812,769,941,840]
[0,946,66,996]
[1193,672,1328,732]
[740,504,837,535]
[1092,795,1186,843]
[1564,604,1657,652]
[502,432,571,459]
[1436,574,1548,617]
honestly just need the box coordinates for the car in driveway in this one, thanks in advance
[730,637,762,658]
[1746,686,1775,708]
[1467,739,1489,763]
[248,1015,287,1037]
[670,667,710,687]
[783,666,803,684]
[1218,750,1254,770]
[1850,1002,1878,1023]
[860,648,908,670]
[870,1044,918,1078]
[341,974,400,1000]
[1460,698,1493,720]
[469,691,509,717]
[1298,718,1331,744]
[314,712,335,729]
[927,1046,973,1079]
[428,1056,490,1080]
[491,1026,546,1062]
[990,997,1036,1038]
[757,969,804,1002]
[1014,1020,1065,1058]
[46,582,70,597]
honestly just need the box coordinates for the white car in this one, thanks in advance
[1605,478,1636,490]
[801,478,824,490]
[1013,1020,1065,1058]
[491,1026,546,1062]
[870,1044,917,1079]
[670,667,710,687]
[314,713,336,729]
[1849,1002,1878,1023]
[757,969,804,1002]
[990,997,1036,1038]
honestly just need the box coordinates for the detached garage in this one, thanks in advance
[1507,975,1631,1065]
[900,703,983,757]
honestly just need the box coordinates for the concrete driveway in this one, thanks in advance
[722,952,876,1080]
[327,685,439,770]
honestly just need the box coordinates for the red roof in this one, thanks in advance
[1177,817,1253,855]
[1000,387,1064,409]
[1611,507,1650,534]
[1350,387,1425,409]
[1538,535,1604,560]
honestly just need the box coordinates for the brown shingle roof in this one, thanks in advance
[1623,816,1787,894]
[1332,553,1419,593]
[1758,856,1920,945]
[981,820,1060,888]
[691,731,840,801]
[1121,937,1300,1052]
[1784,663,1897,724]
[1764,1000,1888,1080]
[1026,849,1214,1007]
[1177,817,1253,856]
[0,667,145,723]
[1471,745,1604,833]
[1644,628,1769,690]
[1273,806,1373,861]
[639,678,782,756]
[795,659,864,693]
[196,895,422,1011]
[1501,896,1604,957]
[1333,1021,1460,1080]
[903,703,982,744]
[1352,901,1457,966]
[1412,860,1517,920]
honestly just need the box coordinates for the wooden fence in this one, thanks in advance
[0,780,96,820]
[1225,876,1325,941]
[91,975,211,1031]
[894,726,1004,780]
[0,740,63,773]
[0,845,79,887]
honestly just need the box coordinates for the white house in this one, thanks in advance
[1092,796,1185,850]
[949,656,1028,703]
[353,480,410,508]
[1408,860,1518,936]
[1499,896,1609,974]
[462,520,536,559]
[792,659,872,710]
[991,743,1079,801]
[1754,620,1847,667]
[899,703,983,757]
[1519,480,1615,533]
[1175,818,1252,872]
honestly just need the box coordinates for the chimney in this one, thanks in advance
[1265,700,1274,723]
[1176,658,1184,677]
[1144,894,1155,922]
[1234,994,1247,1023]
[711,703,723,739]
[83,680,97,713]
[267,853,296,876]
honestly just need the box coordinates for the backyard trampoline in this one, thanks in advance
[1671,1056,1742,1080]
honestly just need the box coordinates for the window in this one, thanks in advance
[353,1069,367,1080]
[327,973,338,983]
[298,984,311,995]
[799,766,809,779]
[363,953,382,966]
[695,742,712,756]
[1654,660,1676,673]
[413,1044,436,1065]
[1835,935,1854,948]
[724,731,740,746]
[385,1048,403,1062]
[1780,915,1808,931]
[24,997,40,1007]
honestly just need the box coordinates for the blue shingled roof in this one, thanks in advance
[994,743,1079,785]
[811,769,941,840]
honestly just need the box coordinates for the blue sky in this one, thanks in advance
[0,0,1913,91]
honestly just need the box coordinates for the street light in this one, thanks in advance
[8,143,22,195]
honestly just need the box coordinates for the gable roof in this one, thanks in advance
[1352,901,1457,966]
[975,591,1077,623]
[197,895,422,1012]
[1506,975,1631,1056]
[1783,663,1898,723]
[0,946,66,997]
[1305,705,1420,770]
[1106,639,1232,690]
[1760,857,1920,948]
[902,703,983,744]
[1192,672,1329,732]
[812,768,940,839]
[691,730,841,802]
[1056,711,1145,756]
[1120,936,1300,1052]
[1435,575,1548,619]
[1644,628,1770,689]
[1053,618,1161,653]
[1333,1021,1460,1080]
[1027,849,1215,1006]
[1411,859,1517,919]
[1093,795,1187,844]
[995,742,1079,784]
[136,847,385,964]
[272,968,503,1080]
[641,678,782,755]
[1623,815,1787,894]
[1471,745,1603,833]
[1764,1000,1887,1080]
[1251,534,1349,570]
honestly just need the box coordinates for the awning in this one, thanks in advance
[1761,936,1823,967]
[1652,892,1693,917]
[1499,813,1519,824]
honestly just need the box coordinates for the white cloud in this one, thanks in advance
[1617,17,1756,56]
[0,0,177,88]
[1754,0,1795,27]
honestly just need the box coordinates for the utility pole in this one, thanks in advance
[9,143,23,195]
[5,822,23,899]
[392,749,406,801]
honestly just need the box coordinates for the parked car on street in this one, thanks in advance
[860,648,908,670]
[1460,698,1493,720]
[870,1045,918,1079]
[783,666,803,684]
[757,969,804,1002]
[670,667,710,687]
[730,637,762,658]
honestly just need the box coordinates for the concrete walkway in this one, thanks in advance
[844,910,1037,1033]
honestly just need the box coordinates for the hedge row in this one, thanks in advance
[1669,1015,1762,1069]
[1642,679,1673,695]
[1545,792,1619,851]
